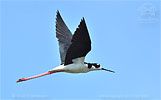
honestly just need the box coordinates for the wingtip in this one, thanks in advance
[81,17,86,24]
[56,10,61,21]
[80,17,86,26]
[56,10,60,14]
[56,10,60,16]
[82,17,85,21]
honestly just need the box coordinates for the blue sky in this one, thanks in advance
[1,0,160,100]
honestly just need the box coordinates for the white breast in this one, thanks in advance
[49,57,90,73]
[63,63,89,73]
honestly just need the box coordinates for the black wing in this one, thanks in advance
[56,11,73,64]
[64,18,91,65]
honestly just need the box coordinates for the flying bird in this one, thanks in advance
[17,11,115,83]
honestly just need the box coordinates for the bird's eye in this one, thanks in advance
[95,64,100,68]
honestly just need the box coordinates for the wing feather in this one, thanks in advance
[64,18,91,65]
[56,11,72,64]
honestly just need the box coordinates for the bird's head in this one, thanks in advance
[86,63,115,73]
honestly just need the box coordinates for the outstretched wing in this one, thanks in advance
[64,18,91,65]
[56,11,72,64]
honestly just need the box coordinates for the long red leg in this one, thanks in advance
[17,70,63,83]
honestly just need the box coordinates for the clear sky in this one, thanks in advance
[1,0,160,100]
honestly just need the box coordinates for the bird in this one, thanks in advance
[17,11,115,83]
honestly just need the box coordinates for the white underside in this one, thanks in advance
[49,57,90,73]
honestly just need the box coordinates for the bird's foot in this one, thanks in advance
[17,78,26,83]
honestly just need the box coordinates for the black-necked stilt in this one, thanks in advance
[17,11,115,83]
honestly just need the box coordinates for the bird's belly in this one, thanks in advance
[66,69,88,73]
[64,64,89,73]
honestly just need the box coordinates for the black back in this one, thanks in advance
[64,18,91,65]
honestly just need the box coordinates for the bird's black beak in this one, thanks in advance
[101,68,115,73]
